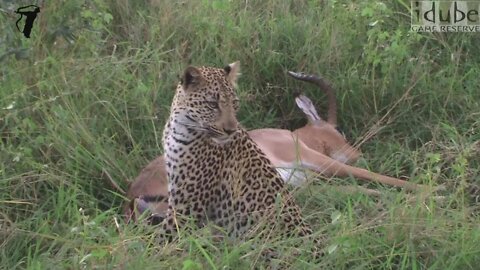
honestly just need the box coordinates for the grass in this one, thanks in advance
[1,0,480,269]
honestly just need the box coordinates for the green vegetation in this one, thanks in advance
[1,0,479,269]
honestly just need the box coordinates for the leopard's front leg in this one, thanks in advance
[155,198,206,243]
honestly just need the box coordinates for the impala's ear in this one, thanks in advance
[181,66,203,91]
[224,61,240,86]
[295,94,322,124]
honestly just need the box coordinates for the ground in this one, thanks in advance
[1,0,479,269]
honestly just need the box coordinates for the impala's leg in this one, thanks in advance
[295,142,423,191]
[295,94,321,123]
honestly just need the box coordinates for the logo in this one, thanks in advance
[411,1,480,32]
[15,5,41,38]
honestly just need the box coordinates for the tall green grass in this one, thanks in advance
[1,0,479,268]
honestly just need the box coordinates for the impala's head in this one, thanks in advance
[294,94,361,164]
[172,62,241,144]
[124,156,169,224]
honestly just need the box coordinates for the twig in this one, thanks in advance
[331,185,382,197]
[102,169,125,194]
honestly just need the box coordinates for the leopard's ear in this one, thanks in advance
[224,61,240,87]
[181,66,203,91]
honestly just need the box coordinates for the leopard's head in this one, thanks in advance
[172,62,241,144]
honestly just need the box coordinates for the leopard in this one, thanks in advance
[158,61,323,257]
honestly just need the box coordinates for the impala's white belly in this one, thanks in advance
[276,167,309,186]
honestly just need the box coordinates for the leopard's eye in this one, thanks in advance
[206,100,219,109]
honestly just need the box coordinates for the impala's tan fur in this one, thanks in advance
[248,128,417,189]
[124,156,169,222]
[125,71,420,222]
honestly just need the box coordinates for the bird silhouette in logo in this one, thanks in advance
[15,5,41,38]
